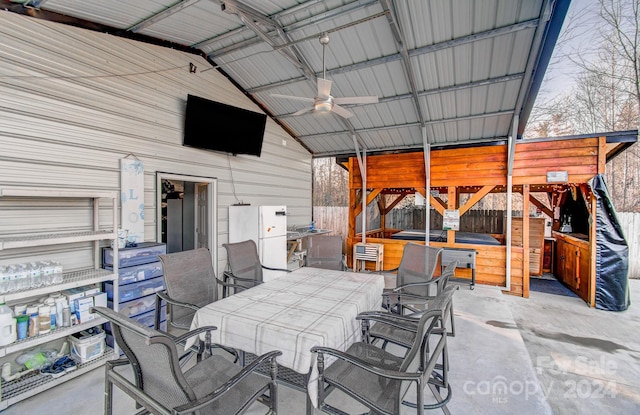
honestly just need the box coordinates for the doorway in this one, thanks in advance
[155,173,217,259]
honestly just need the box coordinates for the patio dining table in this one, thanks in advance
[186,266,385,412]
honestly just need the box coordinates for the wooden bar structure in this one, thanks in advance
[346,135,625,306]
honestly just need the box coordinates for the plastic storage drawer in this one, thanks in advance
[104,261,163,285]
[102,242,166,267]
[109,293,157,318]
[105,276,165,302]
[105,306,166,333]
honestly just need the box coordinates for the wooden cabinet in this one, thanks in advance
[554,233,590,300]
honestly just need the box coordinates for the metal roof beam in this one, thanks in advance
[192,26,245,49]
[243,19,537,93]
[379,0,424,125]
[220,0,316,80]
[294,110,513,139]
[378,73,525,104]
[203,0,380,55]
[267,73,523,109]
[127,0,202,33]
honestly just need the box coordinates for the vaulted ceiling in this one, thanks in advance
[4,0,571,157]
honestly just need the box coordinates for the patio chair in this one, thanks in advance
[383,243,444,315]
[312,308,451,415]
[92,306,282,415]
[154,248,241,331]
[358,263,459,353]
[222,239,289,298]
[304,234,347,270]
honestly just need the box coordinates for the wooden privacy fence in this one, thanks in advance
[385,208,505,234]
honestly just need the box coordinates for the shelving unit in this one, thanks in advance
[0,186,118,410]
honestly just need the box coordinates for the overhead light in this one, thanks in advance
[315,97,333,112]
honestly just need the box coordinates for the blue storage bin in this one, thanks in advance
[105,276,165,302]
[102,242,166,267]
[104,261,163,285]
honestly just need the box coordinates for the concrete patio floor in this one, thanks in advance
[3,278,639,414]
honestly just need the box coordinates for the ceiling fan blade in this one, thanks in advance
[271,94,314,103]
[317,78,332,99]
[331,104,354,119]
[333,95,379,105]
[292,107,315,116]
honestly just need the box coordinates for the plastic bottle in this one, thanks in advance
[26,305,39,337]
[44,298,56,330]
[0,297,16,346]
[0,266,7,294]
[62,306,71,327]
[4,266,17,293]
[38,306,51,335]
[29,261,43,287]
[16,315,28,340]
[51,261,64,284]
[54,297,66,328]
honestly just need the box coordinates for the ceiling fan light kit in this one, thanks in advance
[271,33,378,119]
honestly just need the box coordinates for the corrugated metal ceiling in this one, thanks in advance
[7,0,570,157]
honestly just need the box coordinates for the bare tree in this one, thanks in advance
[524,0,640,212]
[313,157,348,206]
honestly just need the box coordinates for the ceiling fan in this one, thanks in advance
[271,33,378,118]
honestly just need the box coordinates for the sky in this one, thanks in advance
[536,0,602,102]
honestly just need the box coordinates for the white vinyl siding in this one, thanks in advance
[0,11,312,275]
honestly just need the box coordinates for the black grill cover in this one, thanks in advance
[591,174,630,311]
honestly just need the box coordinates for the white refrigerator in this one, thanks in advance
[228,205,287,282]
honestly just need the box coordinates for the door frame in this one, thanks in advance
[156,172,218,264]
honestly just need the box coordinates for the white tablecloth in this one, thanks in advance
[188,267,384,406]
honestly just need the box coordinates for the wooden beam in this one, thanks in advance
[429,195,446,215]
[598,136,607,174]
[380,191,411,215]
[378,193,387,234]
[579,184,593,216]
[459,185,495,216]
[354,188,382,217]
[523,184,530,298]
[528,195,553,218]
[348,188,357,240]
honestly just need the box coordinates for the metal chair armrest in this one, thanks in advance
[392,273,445,293]
[311,346,420,381]
[223,271,262,285]
[173,350,283,414]
[156,291,200,312]
[357,311,421,328]
[172,325,217,345]
[261,265,291,273]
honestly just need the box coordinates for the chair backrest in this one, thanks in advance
[397,244,443,297]
[398,291,452,398]
[159,248,218,325]
[223,239,263,286]
[92,306,196,410]
[305,235,344,270]
[435,259,458,293]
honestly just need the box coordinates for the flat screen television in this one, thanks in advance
[183,94,267,157]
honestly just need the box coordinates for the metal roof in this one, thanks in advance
[5,0,571,157]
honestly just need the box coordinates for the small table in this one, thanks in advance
[441,247,476,289]
[187,267,384,413]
